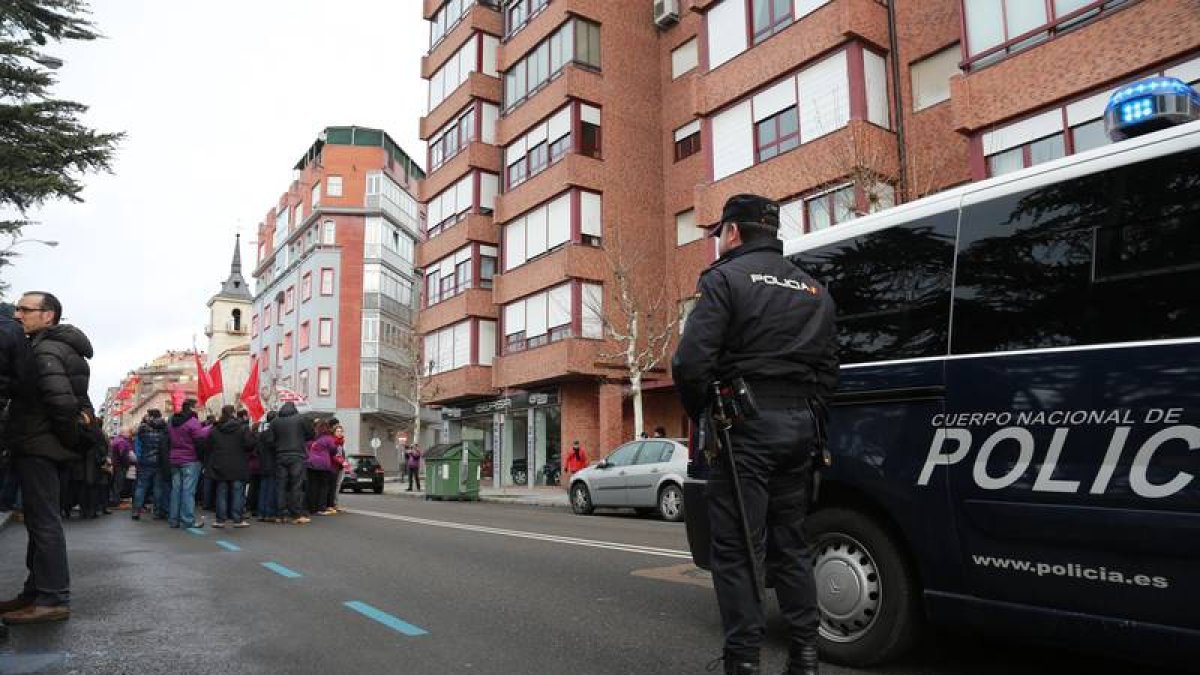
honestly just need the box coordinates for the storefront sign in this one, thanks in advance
[467,390,559,416]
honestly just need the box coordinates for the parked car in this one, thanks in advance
[341,454,385,494]
[568,439,687,521]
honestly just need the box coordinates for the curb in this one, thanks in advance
[379,488,571,511]
[0,510,12,532]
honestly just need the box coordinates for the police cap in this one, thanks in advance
[718,193,780,231]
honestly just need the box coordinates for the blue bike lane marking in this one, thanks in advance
[261,561,303,578]
[343,601,428,637]
[216,540,241,552]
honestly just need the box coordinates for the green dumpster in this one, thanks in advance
[423,442,483,501]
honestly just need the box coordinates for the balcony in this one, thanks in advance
[425,366,496,405]
[365,193,419,232]
[416,214,499,268]
[361,341,408,366]
[493,337,607,389]
[417,287,496,334]
[492,245,606,305]
[421,72,502,140]
[423,5,504,79]
[492,154,605,223]
[363,292,414,324]
[495,66,603,146]
[363,244,413,276]
[698,0,889,115]
[360,393,418,417]
[693,120,898,226]
[420,142,503,200]
[950,1,1199,133]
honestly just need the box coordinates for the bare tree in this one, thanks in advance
[587,228,682,438]
[398,327,440,449]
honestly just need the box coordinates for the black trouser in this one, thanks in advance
[407,466,421,491]
[14,455,70,607]
[706,406,818,663]
[305,470,331,513]
[246,475,261,515]
[275,456,306,518]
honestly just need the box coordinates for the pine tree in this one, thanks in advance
[0,0,122,258]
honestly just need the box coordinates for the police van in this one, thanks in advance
[683,82,1199,668]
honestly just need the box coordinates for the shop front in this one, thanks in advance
[441,389,562,488]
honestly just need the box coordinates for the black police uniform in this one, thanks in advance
[673,198,837,673]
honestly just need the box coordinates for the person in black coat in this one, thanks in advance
[206,405,254,527]
[1,292,92,625]
[132,410,170,520]
[255,411,278,522]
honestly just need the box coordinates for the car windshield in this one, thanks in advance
[354,458,378,470]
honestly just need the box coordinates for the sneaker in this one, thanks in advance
[322,508,338,515]
[233,521,250,529]
[293,516,311,525]
[187,520,205,529]
[1,604,70,624]
[211,521,225,528]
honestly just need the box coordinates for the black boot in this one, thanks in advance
[725,661,759,675]
[781,645,818,675]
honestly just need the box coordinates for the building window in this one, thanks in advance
[673,120,701,162]
[1070,118,1108,154]
[755,106,800,162]
[299,369,309,398]
[429,105,478,171]
[911,44,961,111]
[261,347,269,370]
[962,0,1127,69]
[318,318,333,346]
[317,367,332,397]
[263,304,271,327]
[803,185,857,232]
[310,181,321,209]
[502,283,577,353]
[676,209,702,246]
[751,0,793,44]
[502,103,581,190]
[285,286,295,313]
[426,170,500,236]
[320,268,335,295]
[579,104,601,159]
[503,18,600,112]
[251,314,259,338]
[299,321,310,351]
[503,190,588,271]
[504,0,548,38]
[428,34,499,113]
[424,319,495,374]
[321,220,335,245]
[302,272,312,301]
[326,176,343,198]
[671,38,698,79]
[283,332,293,360]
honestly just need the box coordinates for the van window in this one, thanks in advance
[794,213,956,364]
[952,148,1200,354]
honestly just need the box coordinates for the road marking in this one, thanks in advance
[346,508,692,560]
[216,540,241,552]
[344,601,428,637]
[261,561,302,578]
[186,527,205,536]
[631,563,714,589]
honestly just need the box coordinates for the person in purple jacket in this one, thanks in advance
[304,421,337,516]
[108,430,135,508]
[166,399,211,529]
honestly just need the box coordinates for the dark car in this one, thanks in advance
[341,455,385,494]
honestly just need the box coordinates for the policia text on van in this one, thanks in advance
[683,98,1200,669]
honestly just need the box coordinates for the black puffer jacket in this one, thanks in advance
[205,418,253,482]
[136,417,170,468]
[264,403,312,460]
[5,323,93,462]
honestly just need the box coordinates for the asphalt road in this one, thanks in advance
[0,494,1191,675]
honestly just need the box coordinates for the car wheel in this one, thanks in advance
[805,508,921,668]
[570,482,594,515]
[658,483,684,522]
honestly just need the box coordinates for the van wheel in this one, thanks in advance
[658,483,684,522]
[570,483,594,515]
[805,508,921,667]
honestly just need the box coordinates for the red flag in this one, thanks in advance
[194,352,210,404]
[207,361,224,400]
[240,357,265,422]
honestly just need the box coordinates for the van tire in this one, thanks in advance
[805,507,921,667]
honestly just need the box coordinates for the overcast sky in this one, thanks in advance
[4,1,428,406]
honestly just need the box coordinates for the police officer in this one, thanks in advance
[673,194,837,675]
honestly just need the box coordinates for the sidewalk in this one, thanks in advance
[381,477,570,509]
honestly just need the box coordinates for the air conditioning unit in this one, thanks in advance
[653,0,679,28]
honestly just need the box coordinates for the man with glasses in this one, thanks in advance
[673,195,838,675]
[1,292,93,626]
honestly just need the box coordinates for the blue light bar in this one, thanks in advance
[1104,76,1200,141]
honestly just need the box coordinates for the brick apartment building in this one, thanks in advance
[250,127,427,465]
[416,0,1200,485]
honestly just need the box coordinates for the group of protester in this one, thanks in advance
[126,400,352,529]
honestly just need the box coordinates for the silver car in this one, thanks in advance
[568,439,688,521]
